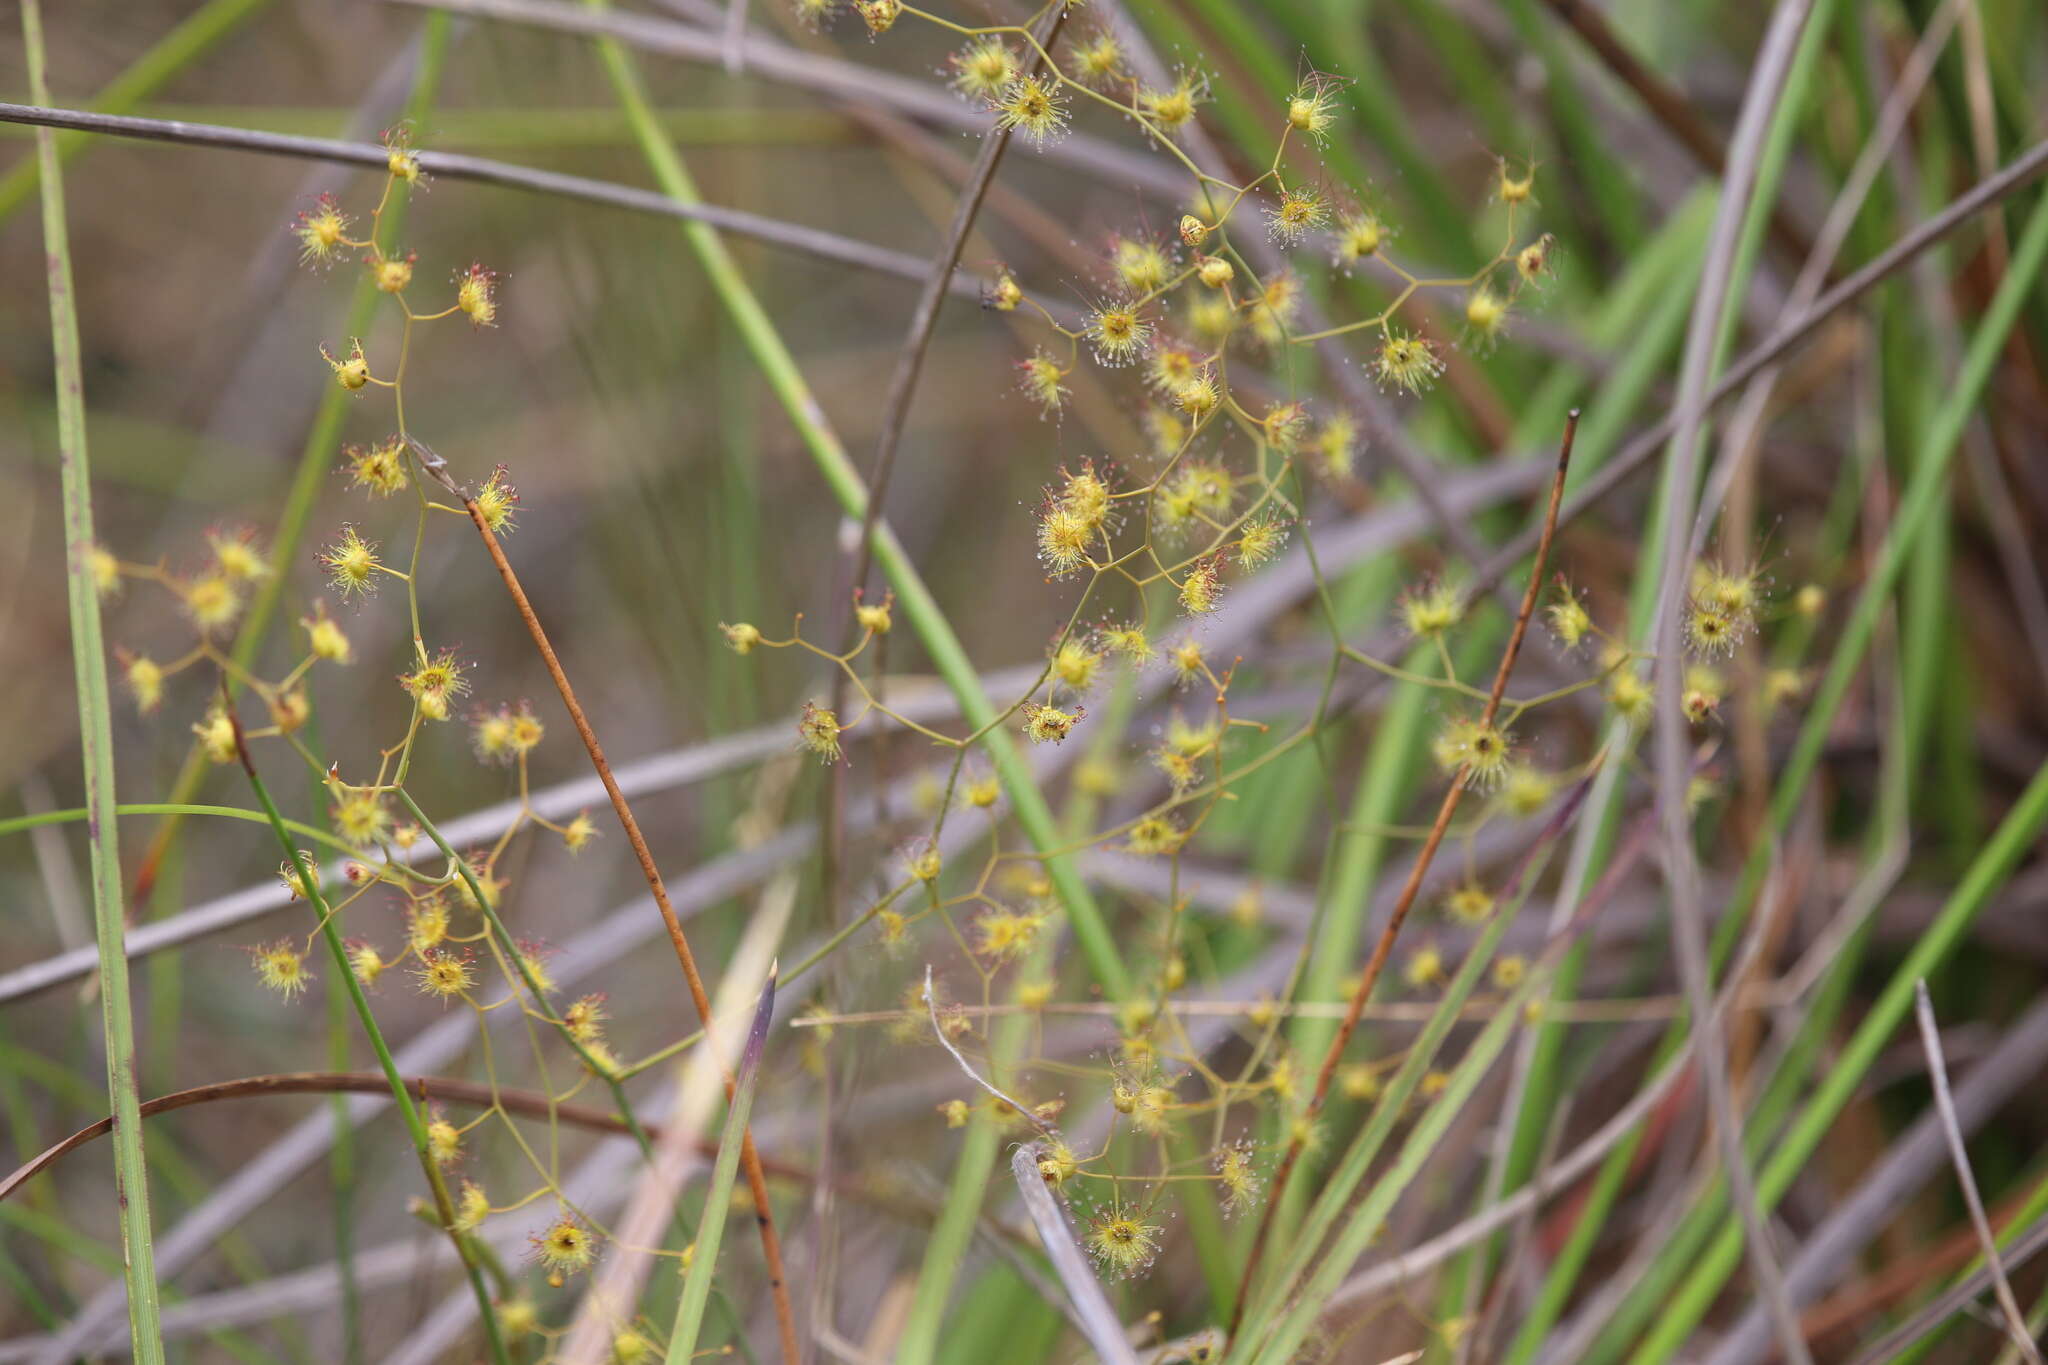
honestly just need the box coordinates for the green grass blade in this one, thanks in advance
[665,967,776,1364]
[1252,970,1537,1365]
[21,0,165,1355]
[1240,780,1585,1348]
[0,801,371,857]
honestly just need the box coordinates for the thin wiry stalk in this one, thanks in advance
[923,966,1054,1137]
[223,725,511,1365]
[413,450,802,1365]
[0,1070,820,1203]
[20,0,165,1357]
[1647,5,1817,1363]
[1912,982,2042,1365]
[1235,412,1578,1327]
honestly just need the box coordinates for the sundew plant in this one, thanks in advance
[7,0,2048,1362]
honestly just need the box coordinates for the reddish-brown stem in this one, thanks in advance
[443,476,801,1365]
[1233,411,1579,1326]
[1,1070,820,1204]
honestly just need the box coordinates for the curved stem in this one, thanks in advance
[421,463,800,1365]
[230,721,510,1365]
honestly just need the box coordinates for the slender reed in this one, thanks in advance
[21,0,165,1357]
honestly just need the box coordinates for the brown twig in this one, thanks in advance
[0,1071,819,1205]
[417,448,801,1365]
[1232,410,1579,1325]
